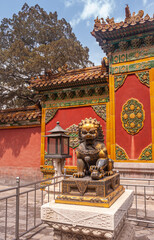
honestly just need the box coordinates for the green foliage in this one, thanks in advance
[0,3,93,109]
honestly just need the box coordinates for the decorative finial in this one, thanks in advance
[125,4,131,19]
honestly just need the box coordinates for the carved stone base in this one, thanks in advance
[41,190,134,239]
[52,221,135,240]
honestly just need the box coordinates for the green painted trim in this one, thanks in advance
[111,47,154,64]
[111,60,154,74]
[43,97,109,108]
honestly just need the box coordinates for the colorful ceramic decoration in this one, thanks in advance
[66,124,79,149]
[121,98,145,135]
[43,97,109,108]
[116,145,129,160]
[137,71,150,87]
[112,47,154,64]
[114,75,127,91]
[45,109,58,124]
[138,144,152,160]
[111,60,154,74]
[92,105,106,121]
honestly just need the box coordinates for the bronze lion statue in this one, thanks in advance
[73,118,114,180]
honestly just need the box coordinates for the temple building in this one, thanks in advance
[0,6,154,183]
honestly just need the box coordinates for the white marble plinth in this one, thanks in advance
[41,190,134,239]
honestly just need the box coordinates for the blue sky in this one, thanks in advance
[0,0,153,66]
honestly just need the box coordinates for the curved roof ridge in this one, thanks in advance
[92,6,153,35]
[30,65,108,91]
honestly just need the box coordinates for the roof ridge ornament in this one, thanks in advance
[92,6,153,55]
[101,57,108,73]
[45,69,54,78]
[124,5,144,23]
[125,4,131,20]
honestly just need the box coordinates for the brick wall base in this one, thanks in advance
[0,166,43,186]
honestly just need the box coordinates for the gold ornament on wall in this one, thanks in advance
[121,98,145,135]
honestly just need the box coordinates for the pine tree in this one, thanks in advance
[0,3,93,108]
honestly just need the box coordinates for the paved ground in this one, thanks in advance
[0,179,154,240]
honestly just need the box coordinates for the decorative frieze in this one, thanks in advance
[111,60,154,74]
[43,97,109,108]
[95,86,105,95]
[121,98,145,135]
[44,85,108,104]
[57,92,66,99]
[111,47,154,64]
[118,41,129,52]
[66,91,75,99]
[131,39,142,49]
[144,36,154,46]
[76,89,84,98]
[103,33,154,55]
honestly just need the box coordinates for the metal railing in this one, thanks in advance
[0,175,154,239]
[0,175,64,240]
[120,177,154,225]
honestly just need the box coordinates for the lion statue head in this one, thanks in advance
[78,117,104,143]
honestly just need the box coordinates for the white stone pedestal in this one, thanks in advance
[41,190,134,240]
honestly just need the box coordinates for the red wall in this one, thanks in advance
[0,127,41,179]
[115,74,151,159]
[46,106,106,166]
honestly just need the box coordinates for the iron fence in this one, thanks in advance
[0,175,63,240]
[120,177,154,226]
[0,175,154,240]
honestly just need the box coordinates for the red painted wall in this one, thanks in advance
[115,74,151,159]
[0,127,41,178]
[46,106,106,166]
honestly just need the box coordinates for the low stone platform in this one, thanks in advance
[41,190,134,240]
[114,162,154,179]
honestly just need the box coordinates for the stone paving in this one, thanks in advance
[0,180,154,240]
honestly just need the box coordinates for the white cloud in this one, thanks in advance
[70,17,81,27]
[143,0,147,6]
[68,0,115,27]
[86,20,91,26]
[64,0,75,7]
[146,2,154,9]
